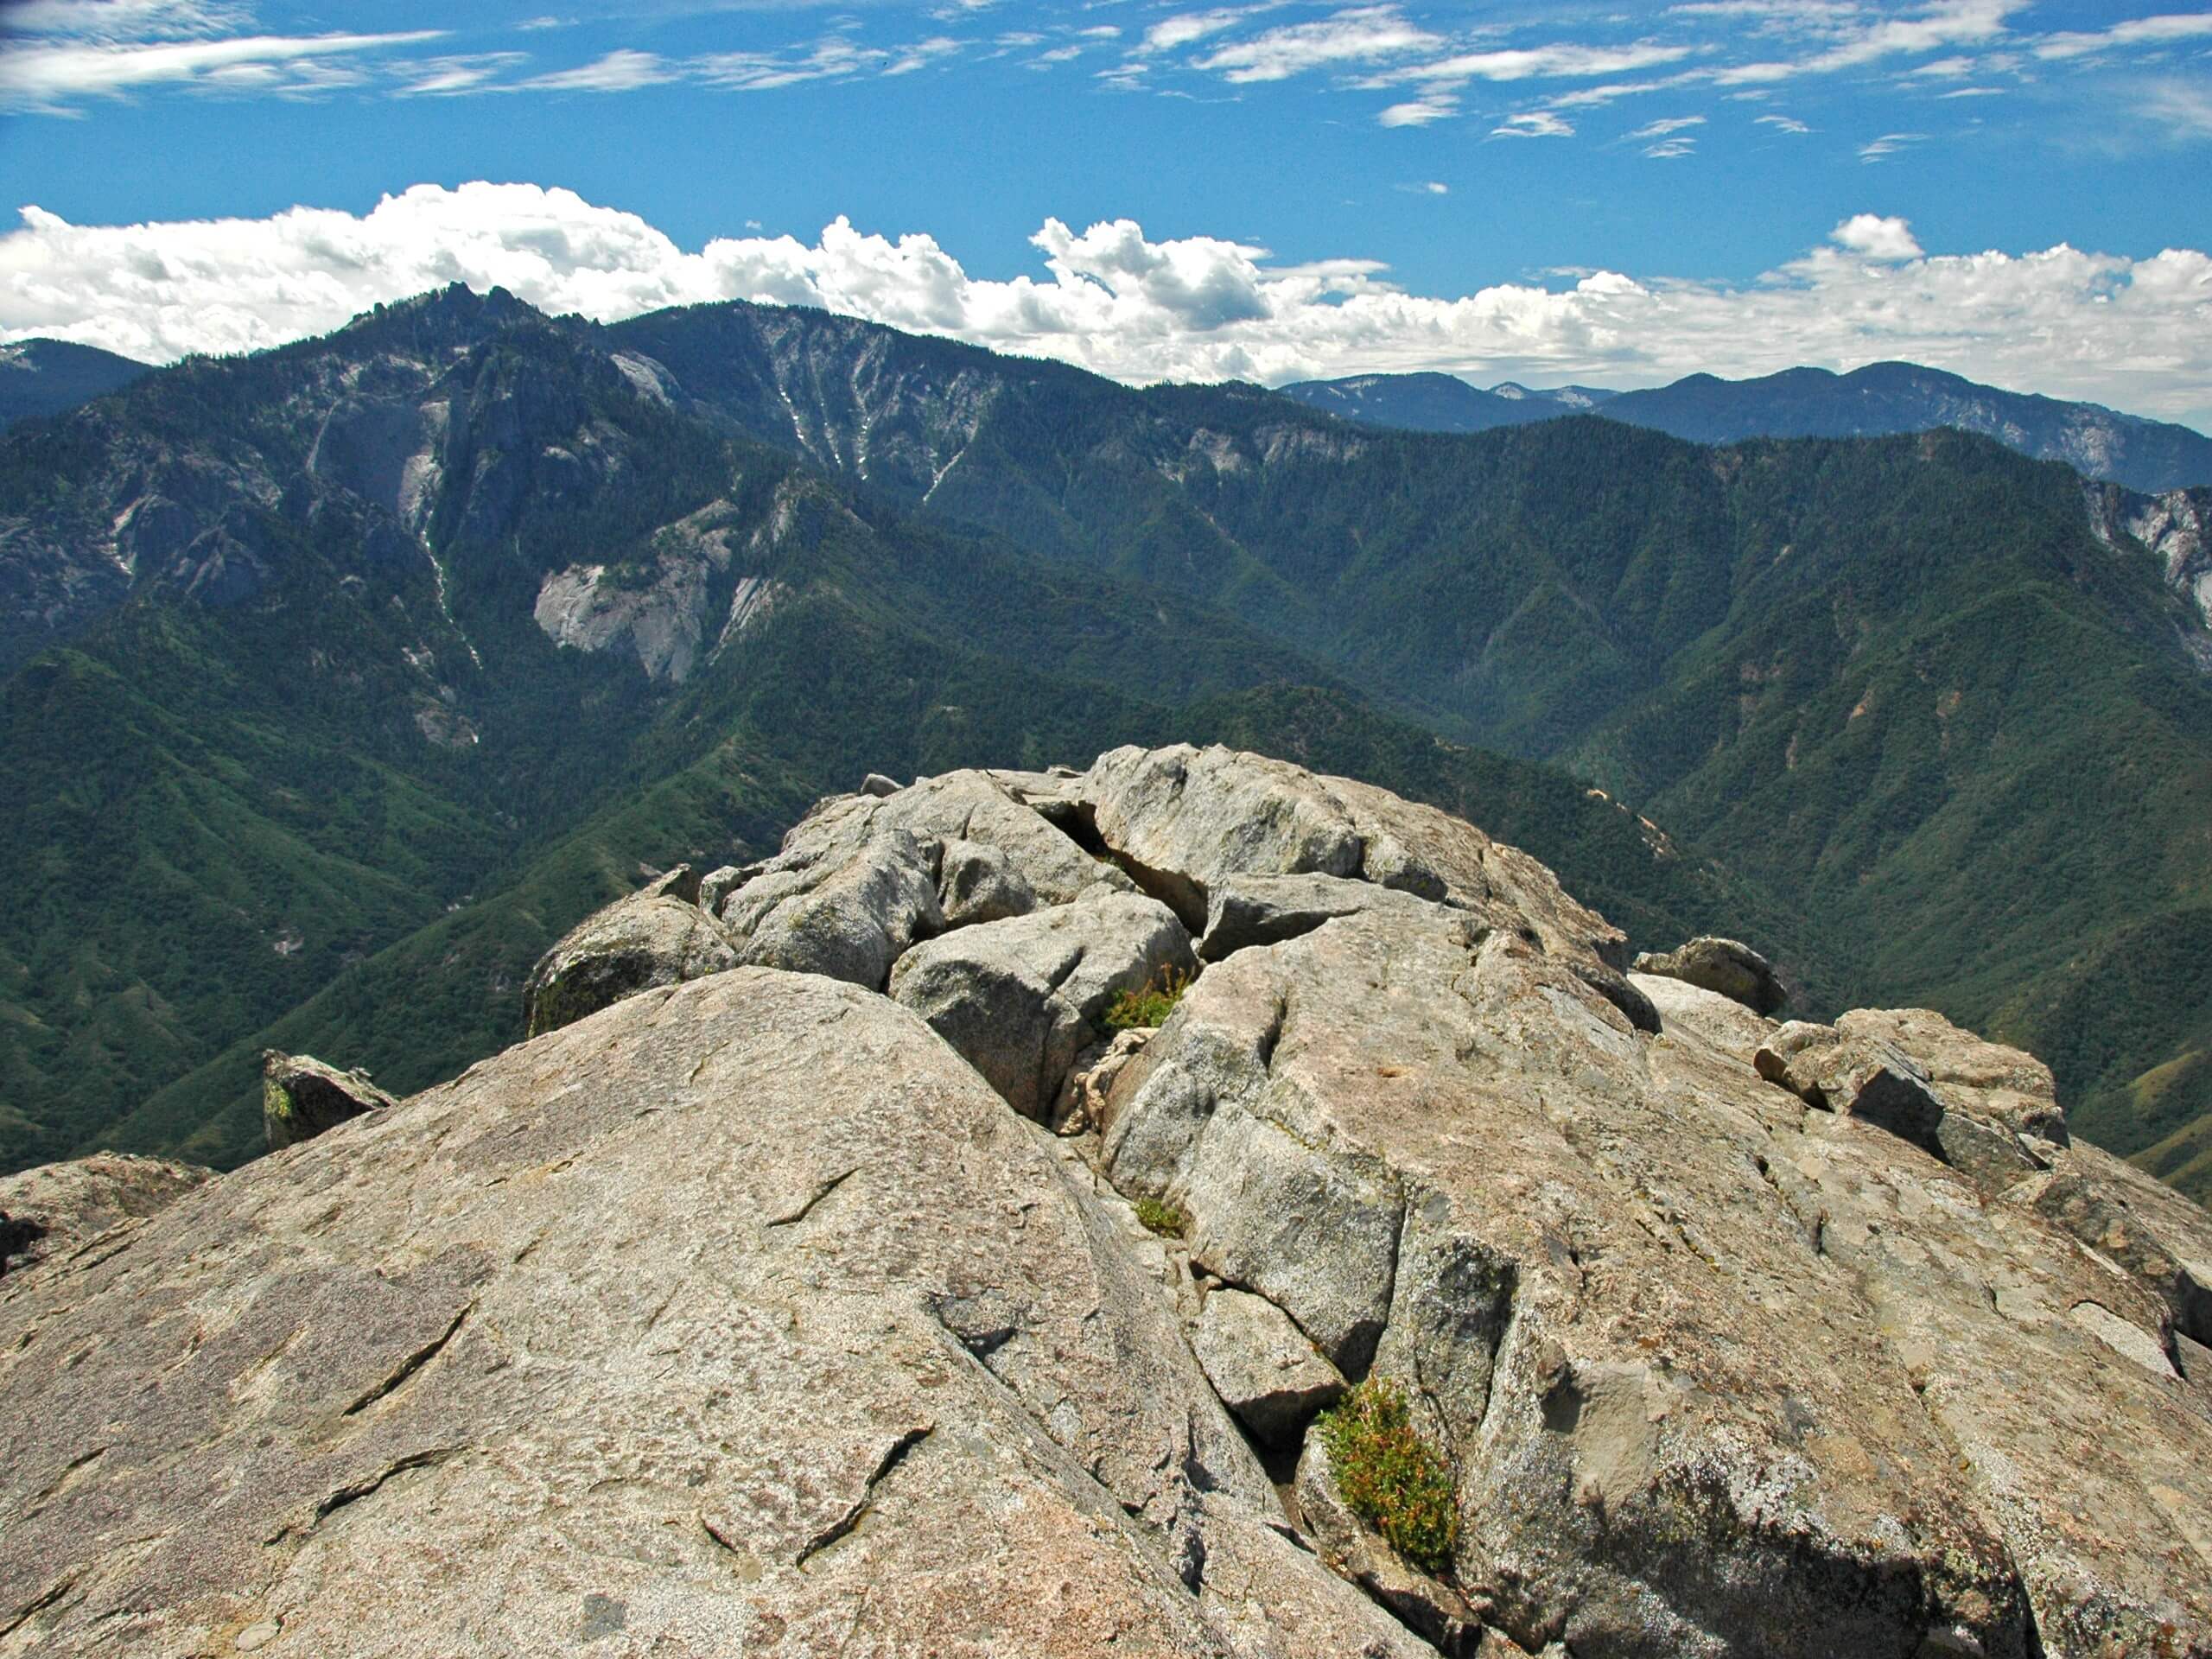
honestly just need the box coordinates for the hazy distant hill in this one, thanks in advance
[1280,371,1614,433]
[1288,360,2212,493]
[1603,362,2212,493]
[0,339,149,431]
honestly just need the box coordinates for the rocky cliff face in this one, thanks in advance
[3,745,2209,1657]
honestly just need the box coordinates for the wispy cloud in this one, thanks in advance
[1192,6,1440,84]
[1492,111,1574,137]
[1858,130,1927,161]
[1803,0,2024,72]
[2,0,248,37]
[697,34,961,92]
[1756,111,1812,131]
[1626,114,1706,140]
[1407,41,1694,86]
[1137,6,1278,56]
[1548,73,1709,110]
[1378,92,1456,126]
[398,54,527,98]
[0,26,444,111]
[515,48,674,93]
[2037,11,2212,61]
[2138,74,2212,138]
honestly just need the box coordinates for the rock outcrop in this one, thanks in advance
[0,1153,211,1280]
[0,970,1426,1659]
[7,744,2210,1659]
[1632,935,1786,1015]
[1192,1286,1347,1447]
[522,866,737,1036]
[261,1051,397,1152]
[889,892,1195,1121]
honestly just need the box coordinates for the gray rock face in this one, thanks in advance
[522,866,738,1036]
[1083,748,2211,1657]
[2024,1139,2212,1347]
[936,836,1038,928]
[889,893,1195,1120]
[1631,936,1786,1015]
[1199,871,1420,961]
[0,1154,211,1281]
[717,826,944,988]
[778,768,1133,912]
[1078,745,1628,973]
[1755,1014,2060,1195]
[705,768,1143,997]
[0,970,1425,1659]
[1836,1007,2070,1147]
[1192,1287,1346,1446]
[261,1051,397,1152]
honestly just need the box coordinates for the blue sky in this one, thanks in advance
[2,1,2209,424]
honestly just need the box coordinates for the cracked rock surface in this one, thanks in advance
[5,743,2210,1658]
[0,969,1422,1659]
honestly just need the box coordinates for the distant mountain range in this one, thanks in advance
[15,331,2209,494]
[1279,372,1614,433]
[1283,361,2212,494]
[0,339,148,431]
[5,287,2212,1209]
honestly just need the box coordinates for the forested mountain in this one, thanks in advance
[5,285,2212,1198]
[0,339,149,432]
[1293,360,2212,493]
[1278,372,1614,433]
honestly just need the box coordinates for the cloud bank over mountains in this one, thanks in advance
[3,183,2207,429]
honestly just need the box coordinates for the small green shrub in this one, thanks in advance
[1316,1376,1460,1573]
[1105,965,1193,1031]
[1134,1196,1186,1237]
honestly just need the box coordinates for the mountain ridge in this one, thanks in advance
[0,338,149,433]
[1285,359,2212,493]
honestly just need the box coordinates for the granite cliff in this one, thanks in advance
[3,745,2209,1656]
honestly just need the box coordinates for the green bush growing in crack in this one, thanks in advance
[1105,966,1192,1032]
[1316,1376,1459,1573]
[1134,1196,1186,1237]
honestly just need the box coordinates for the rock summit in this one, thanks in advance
[3,745,2209,1657]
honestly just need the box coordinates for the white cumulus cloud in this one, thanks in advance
[1831,213,1925,258]
[1,185,2207,431]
